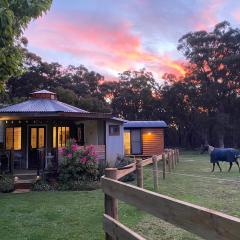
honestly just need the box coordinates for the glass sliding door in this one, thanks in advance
[131,129,141,155]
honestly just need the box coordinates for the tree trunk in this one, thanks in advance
[218,133,224,148]
[202,130,208,146]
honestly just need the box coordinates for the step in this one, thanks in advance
[14,179,35,190]
[12,189,31,194]
[14,174,37,180]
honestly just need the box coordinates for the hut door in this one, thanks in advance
[131,129,141,155]
[28,127,46,169]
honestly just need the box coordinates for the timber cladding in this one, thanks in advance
[142,128,164,156]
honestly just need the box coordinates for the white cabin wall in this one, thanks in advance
[75,120,98,145]
[105,120,124,166]
[97,120,105,145]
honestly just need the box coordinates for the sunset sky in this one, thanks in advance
[24,0,240,81]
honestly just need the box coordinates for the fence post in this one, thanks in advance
[162,153,166,180]
[152,155,159,191]
[136,159,143,188]
[173,149,176,167]
[176,149,178,164]
[177,149,180,163]
[10,149,14,174]
[167,151,171,172]
[105,168,118,240]
[171,150,174,170]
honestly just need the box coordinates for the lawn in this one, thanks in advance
[0,151,240,240]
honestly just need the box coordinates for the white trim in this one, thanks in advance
[26,124,48,169]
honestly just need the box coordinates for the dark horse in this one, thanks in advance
[201,145,240,172]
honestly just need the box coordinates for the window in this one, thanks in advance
[53,126,70,148]
[6,127,21,150]
[30,127,45,149]
[124,130,131,154]
[109,125,120,136]
[31,128,37,148]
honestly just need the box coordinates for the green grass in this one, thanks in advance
[132,152,240,239]
[0,151,240,239]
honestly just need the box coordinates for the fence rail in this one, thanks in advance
[102,149,240,240]
[116,149,178,191]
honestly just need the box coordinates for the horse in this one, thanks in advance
[200,145,240,172]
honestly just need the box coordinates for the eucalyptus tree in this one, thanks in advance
[0,0,52,89]
[178,21,240,147]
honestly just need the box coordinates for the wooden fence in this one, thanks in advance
[117,149,179,190]
[101,149,240,240]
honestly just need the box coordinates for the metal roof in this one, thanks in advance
[30,90,56,95]
[111,117,127,123]
[124,121,167,128]
[0,99,88,113]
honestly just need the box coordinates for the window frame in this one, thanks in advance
[5,127,22,150]
[53,126,70,148]
[109,125,120,136]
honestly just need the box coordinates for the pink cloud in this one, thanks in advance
[25,13,185,80]
[233,9,240,22]
[194,0,226,30]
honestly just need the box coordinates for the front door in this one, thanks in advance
[28,126,46,169]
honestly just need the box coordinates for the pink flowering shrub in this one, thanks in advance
[58,139,99,183]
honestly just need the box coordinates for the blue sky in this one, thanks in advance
[24,0,240,80]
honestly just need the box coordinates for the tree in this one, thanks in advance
[177,21,240,147]
[7,49,111,112]
[0,0,52,89]
[102,69,162,120]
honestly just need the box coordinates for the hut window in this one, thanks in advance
[6,127,21,150]
[124,130,131,155]
[53,126,70,148]
[109,125,120,136]
[38,128,45,148]
[31,128,37,148]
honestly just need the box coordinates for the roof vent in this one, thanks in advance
[30,90,57,100]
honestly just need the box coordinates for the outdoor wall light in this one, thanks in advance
[148,132,152,135]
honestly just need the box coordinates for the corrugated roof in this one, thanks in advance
[0,99,88,113]
[124,121,167,128]
[30,90,56,95]
[111,117,127,122]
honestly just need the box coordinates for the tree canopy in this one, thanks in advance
[0,0,52,89]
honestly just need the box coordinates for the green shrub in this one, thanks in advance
[58,140,99,183]
[32,180,57,191]
[115,155,136,182]
[0,175,14,193]
[32,180,100,192]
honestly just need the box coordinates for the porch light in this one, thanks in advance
[147,132,152,135]
[36,176,41,180]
